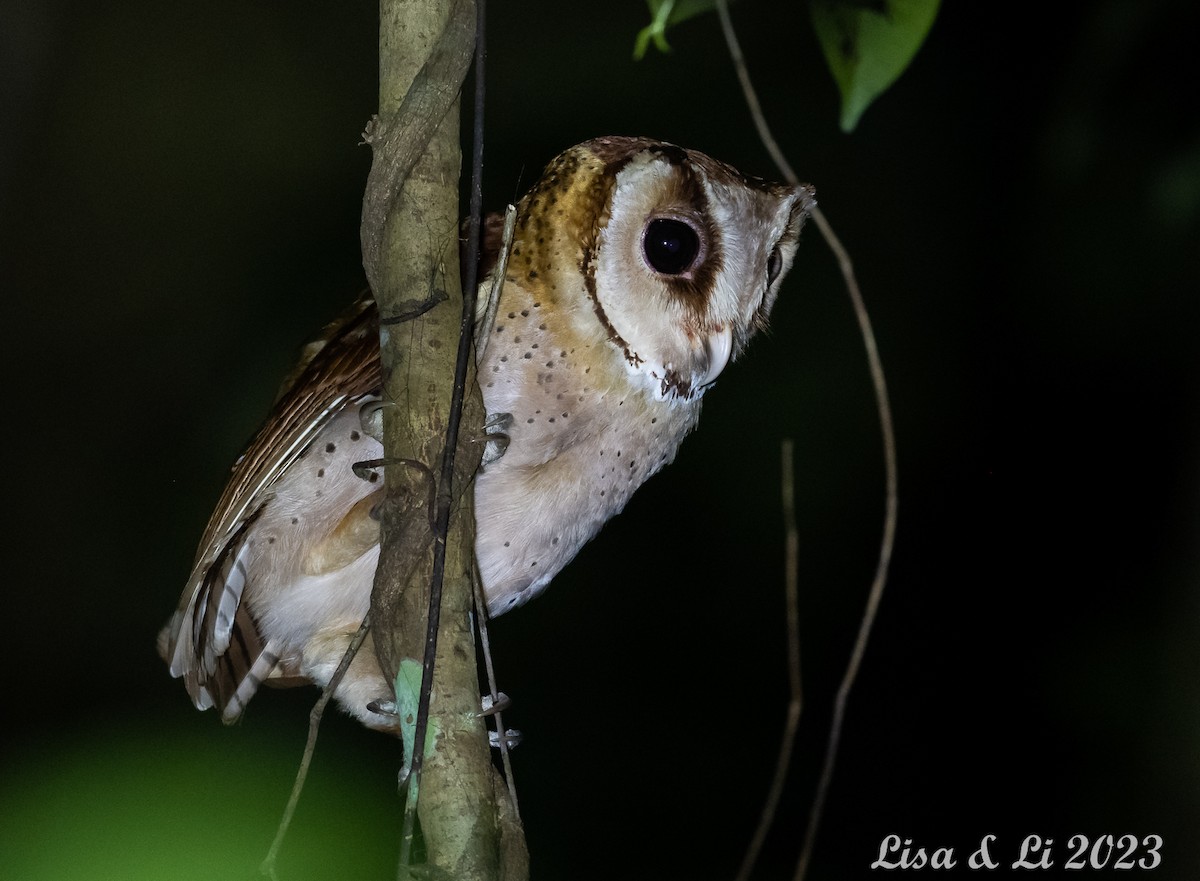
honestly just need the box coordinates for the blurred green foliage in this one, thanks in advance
[0,719,400,880]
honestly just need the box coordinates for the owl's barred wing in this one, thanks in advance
[273,289,374,402]
[177,510,264,712]
[199,294,381,561]
[160,294,383,716]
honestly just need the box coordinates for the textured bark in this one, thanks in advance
[364,0,504,877]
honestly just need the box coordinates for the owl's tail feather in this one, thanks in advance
[219,633,283,724]
[159,507,282,723]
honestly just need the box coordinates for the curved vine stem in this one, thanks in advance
[260,618,372,879]
[714,3,899,879]
[735,441,803,881]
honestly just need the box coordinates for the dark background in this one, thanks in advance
[2,1,1197,878]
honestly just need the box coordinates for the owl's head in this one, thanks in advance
[511,137,814,402]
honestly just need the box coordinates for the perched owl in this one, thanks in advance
[160,137,815,733]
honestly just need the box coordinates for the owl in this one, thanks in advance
[159,137,815,733]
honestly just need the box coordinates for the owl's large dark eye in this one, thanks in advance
[643,218,701,276]
[766,246,783,286]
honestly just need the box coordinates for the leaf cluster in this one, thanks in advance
[635,0,941,131]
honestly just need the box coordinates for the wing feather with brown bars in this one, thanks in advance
[158,293,381,714]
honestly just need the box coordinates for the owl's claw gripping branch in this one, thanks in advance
[478,411,513,467]
[478,691,511,716]
[366,699,398,716]
[488,729,523,750]
[369,691,510,719]
[358,399,385,443]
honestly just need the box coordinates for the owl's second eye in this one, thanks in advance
[767,246,783,285]
[642,218,701,276]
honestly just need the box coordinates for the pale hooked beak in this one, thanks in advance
[699,327,734,390]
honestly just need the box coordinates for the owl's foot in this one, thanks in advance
[365,690,512,718]
[358,399,386,443]
[481,692,521,749]
[489,728,523,750]
[479,411,513,467]
[366,696,522,749]
[478,691,511,716]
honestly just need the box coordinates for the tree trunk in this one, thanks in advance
[362,0,513,877]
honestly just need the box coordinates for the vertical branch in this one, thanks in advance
[363,0,505,879]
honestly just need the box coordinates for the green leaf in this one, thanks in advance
[810,0,940,132]
[395,658,440,774]
[634,0,721,60]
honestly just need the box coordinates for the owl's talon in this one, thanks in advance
[489,728,522,750]
[478,691,511,717]
[369,692,508,718]
[484,412,513,433]
[358,400,386,443]
[480,412,513,467]
[481,434,509,467]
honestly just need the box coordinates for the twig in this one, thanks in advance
[735,440,804,881]
[464,7,519,821]
[714,3,899,879]
[396,0,488,872]
[471,563,520,818]
[474,204,517,359]
[260,618,372,880]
